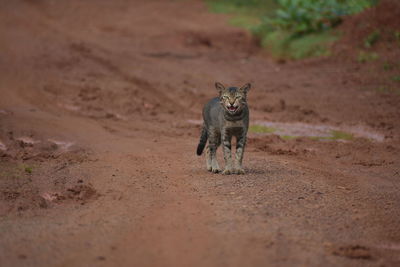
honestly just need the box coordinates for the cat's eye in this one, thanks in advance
[235,96,242,99]
[222,95,228,99]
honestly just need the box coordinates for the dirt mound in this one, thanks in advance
[329,0,400,110]
[335,0,400,55]
[334,0,400,66]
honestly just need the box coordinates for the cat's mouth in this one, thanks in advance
[227,105,238,113]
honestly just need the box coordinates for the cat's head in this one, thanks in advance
[215,82,251,115]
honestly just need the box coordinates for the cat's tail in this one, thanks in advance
[196,125,208,156]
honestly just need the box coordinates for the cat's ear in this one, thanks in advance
[239,83,251,94]
[215,82,225,94]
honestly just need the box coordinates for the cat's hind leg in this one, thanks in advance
[206,146,212,171]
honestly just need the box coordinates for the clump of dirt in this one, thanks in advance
[331,245,373,260]
[0,128,82,162]
[0,125,93,216]
[65,184,99,202]
[1,188,48,214]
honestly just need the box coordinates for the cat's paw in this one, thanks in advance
[211,167,221,173]
[234,168,245,175]
[222,168,233,175]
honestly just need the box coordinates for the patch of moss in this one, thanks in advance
[330,130,353,140]
[249,125,277,134]
[281,135,296,140]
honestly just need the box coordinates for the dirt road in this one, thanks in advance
[1,0,399,266]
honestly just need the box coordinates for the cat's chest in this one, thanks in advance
[224,119,245,129]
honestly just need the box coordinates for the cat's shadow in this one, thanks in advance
[191,167,268,176]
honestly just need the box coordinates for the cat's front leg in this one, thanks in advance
[235,134,247,174]
[222,132,233,175]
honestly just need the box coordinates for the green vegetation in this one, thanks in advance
[383,62,394,71]
[24,166,33,174]
[392,75,400,82]
[0,163,32,179]
[256,0,375,35]
[364,30,380,48]
[330,130,353,140]
[206,0,278,29]
[260,30,338,59]
[249,124,277,133]
[395,31,400,45]
[357,50,379,63]
[206,0,378,60]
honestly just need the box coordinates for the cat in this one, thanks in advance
[197,82,251,175]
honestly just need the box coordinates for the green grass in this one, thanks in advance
[206,0,278,29]
[249,124,277,133]
[260,30,338,60]
[281,135,297,140]
[357,51,379,63]
[206,0,278,17]
[229,15,261,29]
[330,130,353,140]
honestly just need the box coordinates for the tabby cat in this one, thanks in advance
[197,82,251,175]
